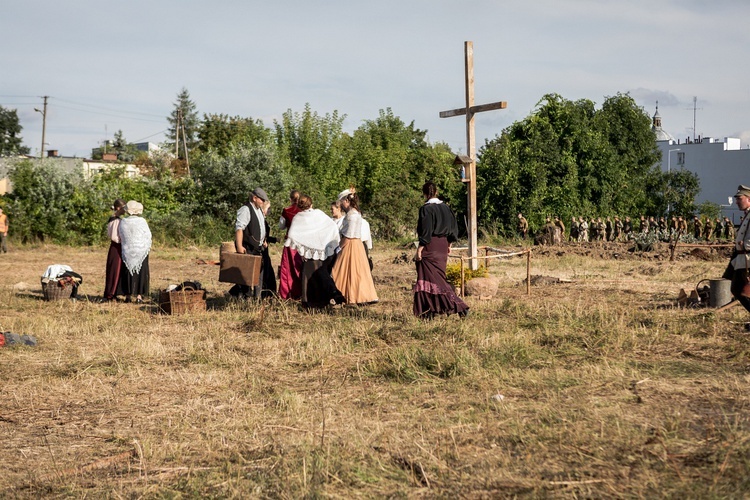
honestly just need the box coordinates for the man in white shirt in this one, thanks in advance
[232,187,268,298]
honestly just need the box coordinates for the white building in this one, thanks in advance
[653,105,750,223]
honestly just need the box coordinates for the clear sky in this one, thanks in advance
[2,0,748,158]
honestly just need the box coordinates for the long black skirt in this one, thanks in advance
[413,236,468,318]
[104,242,122,299]
[120,255,150,297]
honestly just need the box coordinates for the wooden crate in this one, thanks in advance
[159,289,206,315]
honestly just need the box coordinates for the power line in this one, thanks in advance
[53,97,165,119]
[52,103,165,123]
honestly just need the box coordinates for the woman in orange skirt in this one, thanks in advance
[332,189,378,305]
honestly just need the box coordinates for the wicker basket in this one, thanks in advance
[159,288,206,315]
[41,280,73,301]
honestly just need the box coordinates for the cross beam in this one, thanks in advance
[440,41,507,270]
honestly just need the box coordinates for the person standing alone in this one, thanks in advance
[0,207,8,253]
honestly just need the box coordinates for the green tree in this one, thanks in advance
[167,87,200,160]
[191,142,292,228]
[348,109,461,238]
[112,129,141,163]
[197,114,272,156]
[274,104,350,203]
[477,92,663,233]
[7,160,78,242]
[0,106,30,156]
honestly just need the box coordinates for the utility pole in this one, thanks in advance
[175,108,181,158]
[34,96,48,158]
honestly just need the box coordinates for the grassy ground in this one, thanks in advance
[0,242,748,498]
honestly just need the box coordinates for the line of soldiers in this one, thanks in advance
[517,213,736,243]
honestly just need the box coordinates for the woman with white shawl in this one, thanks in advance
[118,200,152,303]
[285,195,343,307]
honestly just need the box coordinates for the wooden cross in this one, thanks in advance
[440,41,507,270]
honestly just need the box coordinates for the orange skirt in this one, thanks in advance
[332,239,378,304]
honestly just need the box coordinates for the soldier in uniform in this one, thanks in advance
[569,216,579,242]
[723,185,750,326]
[725,216,735,241]
[623,216,632,238]
[705,217,714,241]
[715,217,725,241]
[554,217,565,242]
[614,216,623,241]
[578,217,589,242]
[658,217,667,233]
[639,215,647,233]
[605,217,613,241]
[677,216,687,235]
[596,218,605,241]
[693,216,703,240]
[517,213,529,239]
[670,216,678,235]
[649,216,658,233]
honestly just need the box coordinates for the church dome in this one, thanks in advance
[652,103,675,142]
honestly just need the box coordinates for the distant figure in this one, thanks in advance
[569,216,579,242]
[103,199,126,301]
[517,213,528,239]
[0,206,8,253]
[693,216,703,239]
[118,201,152,304]
[578,217,589,242]
[725,216,735,240]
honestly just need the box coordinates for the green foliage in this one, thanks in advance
[191,142,292,229]
[477,93,664,232]
[696,201,721,220]
[167,87,200,159]
[0,106,30,156]
[7,160,79,242]
[274,103,350,203]
[445,263,488,288]
[197,113,272,156]
[643,169,701,216]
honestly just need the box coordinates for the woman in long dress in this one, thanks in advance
[284,195,343,307]
[413,181,468,319]
[278,190,303,299]
[118,200,152,304]
[103,199,125,301]
[331,189,378,305]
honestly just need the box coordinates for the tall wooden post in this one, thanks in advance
[440,41,507,270]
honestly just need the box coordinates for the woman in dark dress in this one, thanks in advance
[103,199,126,301]
[413,182,469,319]
[118,200,152,303]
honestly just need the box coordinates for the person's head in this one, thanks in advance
[734,185,750,211]
[338,188,359,212]
[422,181,438,200]
[125,200,143,216]
[262,199,271,215]
[297,195,313,211]
[112,198,126,215]
[250,187,268,208]
[289,189,300,204]
[330,200,342,219]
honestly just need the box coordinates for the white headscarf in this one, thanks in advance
[119,216,152,275]
[284,208,340,260]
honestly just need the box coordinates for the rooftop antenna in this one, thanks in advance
[686,96,702,142]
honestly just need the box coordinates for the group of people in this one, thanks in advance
[98,182,468,321]
[104,199,152,303]
[230,186,378,308]
[231,182,468,319]
[519,213,736,244]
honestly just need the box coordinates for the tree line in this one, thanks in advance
[0,89,699,246]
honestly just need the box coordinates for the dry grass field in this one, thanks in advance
[1,242,749,498]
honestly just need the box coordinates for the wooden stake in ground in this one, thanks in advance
[440,41,507,270]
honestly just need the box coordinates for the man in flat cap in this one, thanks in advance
[232,187,269,299]
[723,185,750,322]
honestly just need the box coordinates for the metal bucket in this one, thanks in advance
[709,278,732,308]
